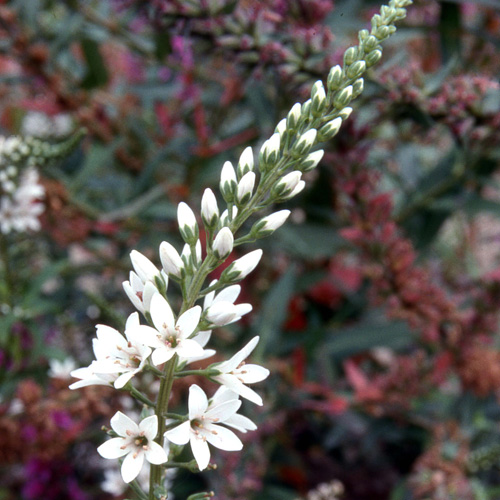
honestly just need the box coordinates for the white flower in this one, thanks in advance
[211,336,269,406]
[69,365,118,390]
[212,227,234,259]
[221,249,263,282]
[130,250,161,285]
[209,386,257,433]
[203,281,252,326]
[123,271,159,315]
[90,313,153,389]
[48,357,77,379]
[0,167,44,234]
[236,171,256,204]
[140,294,204,365]
[201,188,219,228]
[98,412,168,483]
[160,241,184,278]
[165,384,243,471]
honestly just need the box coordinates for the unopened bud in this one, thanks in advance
[220,249,263,283]
[273,171,302,199]
[311,80,327,115]
[287,103,302,130]
[352,78,364,98]
[334,85,353,109]
[251,210,290,238]
[236,171,256,205]
[338,107,353,120]
[201,188,219,229]
[160,241,184,279]
[178,202,199,244]
[365,49,383,67]
[212,227,234,259]
[275,118,287,138]
[220,161,237,202]
[344,46,358,66]
[318,117,343,141]
[292,129,317,156]
[300,149,324,172]
[259,133,280,170]
[130,250,160,284]
[347,60,366,80]
[327,65,343,91]
[237,146,254,178]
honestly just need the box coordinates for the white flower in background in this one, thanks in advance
[165,384,243,471]
[211,336,269,406]
[203,281,252,326]
[90,312,153,389]
[209,386,257,433]
[48,357,77,379]
[98,412,168,483]
[140,293,204,365]
[0,167,45,234]
[21,111,73,139]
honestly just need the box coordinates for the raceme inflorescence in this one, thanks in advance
[69,1,412,498]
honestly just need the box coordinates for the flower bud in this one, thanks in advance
[251,209,290,238]
[259,133,280,171]
[237,146,254,178]
[311,80,327,115]
[292,129,317,156]
[318,117,343,141]
[220,249,263,283]
[220,206,238,227]
[220,161,237,202]
[130,250,160,284]
[352,78,364,98]
[327,65,343,91]
[333,85,353,109]
[343,46,358,66]
[201,188,219,229]
[301,99,312,117]
[282,180,305,200]
[363,34,380,51]
[178,202,199,244]
[213,227,234,259]
[365,49,383,67]
[236,171,256,205]
[275,118,287,138]
[160,241,184,279]
[347,60,366,80]
[300,149,324,172]
[338,107,353,120]
[273,171,302,198]
[287,103,302,130]
[206,302,239,326]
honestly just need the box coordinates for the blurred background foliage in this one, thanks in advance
[1,0,500,499]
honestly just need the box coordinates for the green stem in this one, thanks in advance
[174,368,220,378]
[0,233,13,307]
[129,386,157,408]
[149,355,177,500]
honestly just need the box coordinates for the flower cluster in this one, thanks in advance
[68,0,413,496]
[0,132,83,234]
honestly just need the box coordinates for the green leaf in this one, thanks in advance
[324,313,415,360]
[80,38,109,88]
[253,266,297,360]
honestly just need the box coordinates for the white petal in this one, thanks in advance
[176,306,202,338]
[139,415,158,441]
[111,411,139,437]
[114,372,135,389]
[165,421,190,445]
[97,437,130,459]
[145,441,168,465]
[190,434,211,471]
[210,386,239,406]
[214,285,240,305]
[204,424,243,451]
[121,449,145,483]
[123,281,144,313]
[194,330,211,348]
[214,374,263,406]
[189,384,208,419]
[182,348,215,365]
[150,294,175,332]
[225,413,257,433]
[125,312,140,330]
[217,336,260,372]
[205,399,241,421]
[238,364,270,384]
[152,347,175,366]
[175,339,205,359]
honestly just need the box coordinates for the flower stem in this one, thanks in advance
[0,233,14,307]
[150,354,177,500]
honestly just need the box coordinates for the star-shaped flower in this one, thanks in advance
[98,412,167,483]
[210,336,269,406]
[140,294,204,366]
[165,384,243,471]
